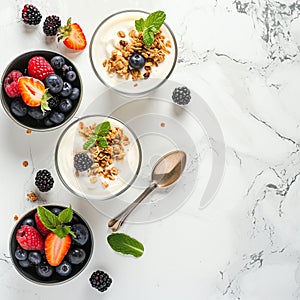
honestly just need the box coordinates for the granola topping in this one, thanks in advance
[77,121,130,188]
[103,29,172,81]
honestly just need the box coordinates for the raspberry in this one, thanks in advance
[89,270,112,292]
[16,225,44,250]
[74,153,93,172]
[172,86,191,105]
[21,4,42,25]
[35,169,54,192]
[4,70,23,98]
[28,56,55,81]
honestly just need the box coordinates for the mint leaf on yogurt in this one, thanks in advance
[135,10,166,46]
[107,233,144,257]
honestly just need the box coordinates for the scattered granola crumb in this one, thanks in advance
[133,83,138,87]
[160,122,165,127]
[22,161,28,167]
[14,215,19,221]
[102,181,109,188]
[26,129,32,134]
[27,192,38,202]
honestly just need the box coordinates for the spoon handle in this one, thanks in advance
[108,182,158,232]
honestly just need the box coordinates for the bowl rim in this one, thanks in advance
[0,50,83,132]
[9,203,94,286]
[89,9,178,96]
[54,114,142,200]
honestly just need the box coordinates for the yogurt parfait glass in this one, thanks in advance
[89,10,178,96]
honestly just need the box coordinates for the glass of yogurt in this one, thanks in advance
[89,10,178,96]
[55,114,142,200]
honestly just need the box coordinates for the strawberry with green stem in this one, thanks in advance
[37,205,76,267]
[18,77,52,113]
[58,18,87,50]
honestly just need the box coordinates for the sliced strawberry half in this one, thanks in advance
[18,77,51,112]
[45,232,71,266]
[58,18,87,50]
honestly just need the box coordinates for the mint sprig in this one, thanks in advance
[83,121,111,150]
[107,233,144,257]
[135,11,166,46]
[37,205,76,239]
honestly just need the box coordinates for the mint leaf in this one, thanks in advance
[95,121,110,137]
[37,206,59,230]
[107,233,144,257]
[52,225,71,239]
[135,18,145,32]
[97,137,108,148]
[143,28,155,47]
[58,205,73,224]
[135,11,166,46]
[144,11,166,30]
[83,134,97,150]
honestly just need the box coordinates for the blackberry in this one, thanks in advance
[74,153,93,172]
[48,95,60,109]
[89,270,112,292]
[43,15,61,36]
[172,86,191,105]
[21,4,42,25]
[35,169,54,192]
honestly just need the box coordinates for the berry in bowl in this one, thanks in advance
[55,115,141,200]
[1,50,82,131]
[89,10,177,96]
[9,205,93,285]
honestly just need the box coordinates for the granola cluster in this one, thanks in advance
[78,121,130,188]
[102,29,172,81]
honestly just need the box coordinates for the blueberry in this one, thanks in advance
[50,207,62,216]
[49,111,65,124]
[129,53,146,69]
[58,98,73,113]
[10,99,28,117]
[50,56,65,70]
[44,117,55,127]
[19,259,30,268]
[28,107,49,120]
[67,248,86,265]
[36,262,54,278]
[62,64,72,75]
[60,82,72,97]
[15,247,28,261]
[65,70,77,82]
[22,218,35,227]
[44,74,64,94]
[56,261,72,276]
[69,87,80,101]
[28,251,42,265]
[71,224,89,246]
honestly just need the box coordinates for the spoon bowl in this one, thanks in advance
[108,150,186,231]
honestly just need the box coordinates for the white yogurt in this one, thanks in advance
[55,116,141,200]
[90,11,177,95]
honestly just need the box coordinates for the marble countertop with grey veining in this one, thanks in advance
[1,0,300,299]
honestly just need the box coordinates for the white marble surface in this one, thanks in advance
[1,0,300,299]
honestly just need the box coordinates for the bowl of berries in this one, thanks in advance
[1,50,82,131]
[9,204,93,285]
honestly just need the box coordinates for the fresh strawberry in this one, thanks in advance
[16,225,44,250]
[28,56,55,81]
[58,18,87,50]
[18,77,51,112]
[4,70,23,98]
[45,232,71,266]
[35,213,51,236]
